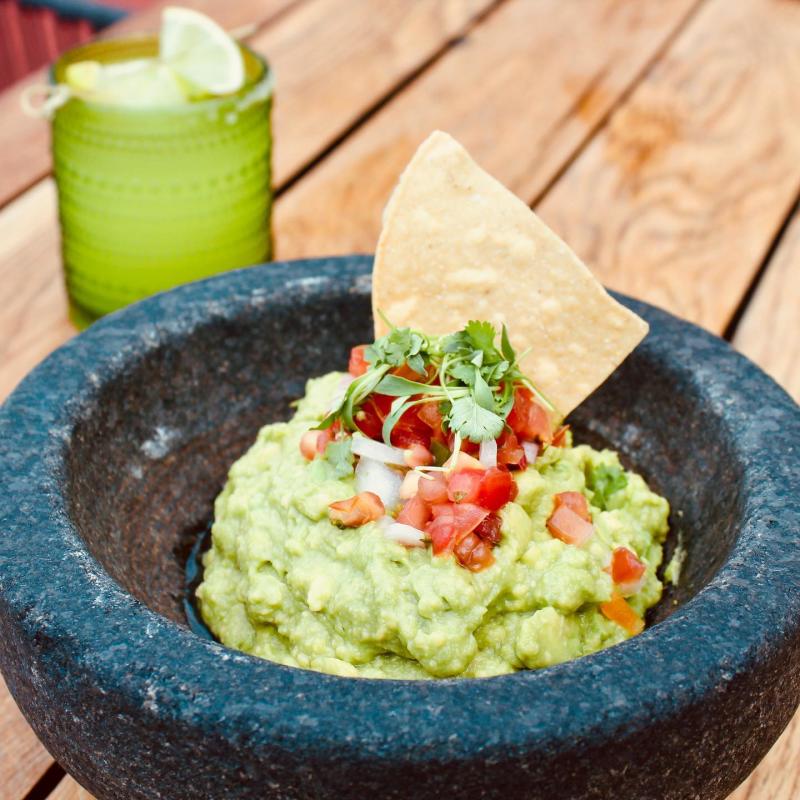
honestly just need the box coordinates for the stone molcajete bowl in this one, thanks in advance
[1,256,799,800]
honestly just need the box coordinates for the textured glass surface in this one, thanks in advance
[52,37,273,327]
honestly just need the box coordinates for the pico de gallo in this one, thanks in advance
[297,320,649,635]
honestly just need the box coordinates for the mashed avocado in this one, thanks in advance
[198,373,670,679]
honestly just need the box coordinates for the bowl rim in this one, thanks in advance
[1,255,799,761]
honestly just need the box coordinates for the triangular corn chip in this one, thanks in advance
[373,131,648,416]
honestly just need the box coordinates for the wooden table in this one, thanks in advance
[1,0,799,797]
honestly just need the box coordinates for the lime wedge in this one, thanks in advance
[159,6,245,95]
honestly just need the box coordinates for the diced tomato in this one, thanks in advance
[328,492,385,527]
[354,394,392,440]
[391,407,432,449]
[418,472,449,505]
[426,503,488,555]
[611,547,647,596]
[553,491,592,522]
[546,504,594,545]
[404,443,433,468]
[444,451,486,473]
[299,428,334,460]
[552,424,571,448]
[496,430,526,470]
[474,513,502,545]
[418,402,445,438]
[454,532,495,572]
[600,590,645,635]
[446,432,479,456]
[397,494,431,530]
[476,467,517,511]
[348,345,370,377]
[447,469,484,504]
[507,388,553,443]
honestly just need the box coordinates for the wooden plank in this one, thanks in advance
[251,0,501,187]
[0,180,71,403]
[273,0,702,257]
[732,208,800,402]
[0,674,54,799]
[49,776,94,800]
[537,0,800,336]
[728,712,800,800]
[0,0,302,209]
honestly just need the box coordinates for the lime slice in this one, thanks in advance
[66,58,188,107]
[64,61,102,92]
[159,6,245,95]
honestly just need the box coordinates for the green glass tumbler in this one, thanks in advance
[51,38,273,328]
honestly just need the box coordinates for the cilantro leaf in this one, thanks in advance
[587,464,628,510]
[324,438,354,477]
[500,324,515,363]
[465,320,497,354]
[448,396,505,443]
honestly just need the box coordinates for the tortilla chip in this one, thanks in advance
[373,130,648,416]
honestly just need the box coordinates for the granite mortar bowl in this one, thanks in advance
[1,256,799,800]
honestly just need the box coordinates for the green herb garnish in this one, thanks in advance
[323,437,354,478]
[320,318,556,444]
[587,464,628,510]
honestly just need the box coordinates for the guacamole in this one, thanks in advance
[198,372,670,679]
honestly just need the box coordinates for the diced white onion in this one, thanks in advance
[479,438,497,468]
[618,575,646,598]
[382,520,426,548]
[522,440,539,464]
[355,456,403,510]
[399,470,422,499]
[351,433,407,466]
[328,374,355,411]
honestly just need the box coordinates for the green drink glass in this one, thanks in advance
[51,37,272,328]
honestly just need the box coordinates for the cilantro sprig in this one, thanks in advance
[320,318,556,444]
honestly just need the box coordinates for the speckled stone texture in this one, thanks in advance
[0,255,798,800]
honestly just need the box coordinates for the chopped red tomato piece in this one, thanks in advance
[445,451,485,472]
[496,430,526,470]
[348,344,369,377]
[397,495,431,530]
[447,469,484,504]
[552,424,571,448]
[354,394,392,440]
[476,467,517,511]
[553,491,592,522]
[426,503,488,555]
[454,532,495,572]
[600,590,644,635]
[507,388,553,443]
[418,402,445,439]
[546,504,594,545]
[390,408,432,449]
[299,428,334,460]
[404,443,433,468]
[474,513,502,545]
[328,492,385,527]
[611,547,646,596]
[418,472,449,505]
[446,432,480,456]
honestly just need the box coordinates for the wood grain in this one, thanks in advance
[0,674,54,800]
[48,776,94,800]
[252,0,500,186]
[733,207,800,402]
[273,0,702,257]
[537,0,800,336]
[0,0,302,209]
